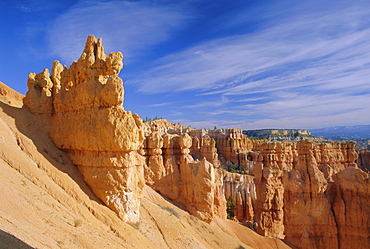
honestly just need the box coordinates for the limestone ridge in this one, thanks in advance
[23,35,145,222]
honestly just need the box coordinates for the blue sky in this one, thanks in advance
[1,0,370,130]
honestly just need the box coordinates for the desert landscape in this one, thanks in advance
[0,35,369,249]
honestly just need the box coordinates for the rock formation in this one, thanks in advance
[0,81,24,107]
[21,34,370,248]
[357,148,370,172]
[247,140,369,249]
[143,125,226,222]
[223,172,257,223]
[23,35,145,222]
[146,121,369,248]
[330,166,370,249]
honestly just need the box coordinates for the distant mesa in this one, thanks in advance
[243,129,324,142]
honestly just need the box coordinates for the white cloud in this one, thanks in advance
[47,1,190,65]
[44,0,370,129]
[146,102,173,107]
[126,0,370,128]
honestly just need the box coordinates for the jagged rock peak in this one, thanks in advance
[23,35,145,223]
[23,35,125,115]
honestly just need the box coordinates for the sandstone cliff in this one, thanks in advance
[0,89,292,248]
[143,124,226,222]
[224,138,369,249]
[357,148,370,172]
[0,81,24,107]
[144,121,370,249]
[23,35,145,223]
[5,33,370,249]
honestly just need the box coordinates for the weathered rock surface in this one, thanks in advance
[223,172,257,223]
[330,166,370,249]
[23,35,145,222]
[0,81,24,107]
[20,34,370,248]
[147,121,369,249]
[0,93,292,248]
[143,125,226,222]
[249,140,369,249]
[357,148,370,172]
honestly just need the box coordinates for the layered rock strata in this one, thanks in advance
[144,125,226,222]
[23,35,145,222]
[145,119,369,249]
[21,34,370,247]
[223,172,257,223]
[251,140,369,249]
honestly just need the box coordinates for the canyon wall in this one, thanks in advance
[21,34,369,248]
[144,123,369,248]
[217,134,368,249]
[23,35,145,222]
[143,124,226,222]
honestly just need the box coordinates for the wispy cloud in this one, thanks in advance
[146,102,173,107]
[47,0,190,65]
[184,95,229,108]
[127,0,370,129]
[15,4,32,13]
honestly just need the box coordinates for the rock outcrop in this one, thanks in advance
[21,34,370,248]
[243,129,324,142]
[143,119,370,249]
[249,140,369,248]
[143,125,226,222]
[223,172,257,224]
[330,167,370,249]
[357,148,370,172]
[23,35,145,222]
[0,81,24,107]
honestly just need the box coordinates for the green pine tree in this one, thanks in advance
[226,195,236,220]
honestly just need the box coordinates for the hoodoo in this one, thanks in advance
[23,35,145,223]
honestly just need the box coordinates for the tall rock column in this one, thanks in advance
[252,142,285,239]
[144,124,165,184]
[283,141,338,249]
[144,132,226,222]
[23,35,145,223]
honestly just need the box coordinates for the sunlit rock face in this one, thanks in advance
[23,34,370,247]
[251,140,370,249]
[143,125,227,222]
[143,121,369,248]
[23,35,145,223]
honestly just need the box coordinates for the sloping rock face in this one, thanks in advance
[143,125,226,222]
[0,81,24,107]
[23,35,145,222]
